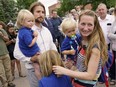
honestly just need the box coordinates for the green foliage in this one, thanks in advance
[0,0,37,24]
[58,0,116,17]
[0,0,17,23]
[16,0,38,11]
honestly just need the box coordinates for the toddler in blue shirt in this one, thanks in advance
[61,18,81,70]
[16,9,40,79]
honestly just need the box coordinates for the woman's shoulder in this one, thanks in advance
[91,44,100,56]
[92,43,100,50]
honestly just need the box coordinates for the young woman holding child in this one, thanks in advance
[53,10,108,87]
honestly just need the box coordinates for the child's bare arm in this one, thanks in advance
[28,37,37,47]
[62,50,76,55]
[29,30,38,47]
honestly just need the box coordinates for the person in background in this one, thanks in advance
[0,21,15,87]
[50,10,65,54]
[97,3,114,50]
[14,2,57,87]
[38,50,73,87]
[0,21,7,31]
[53,10,108,87]
[6,23,25,80]
[60,18,81,69]
[97,3,115,86]
[108,7,116,85]
[70,9,77,20]
[75,5,81,15]
[69,9,79,32]
[108,7,114,15]
[42,17,56,43]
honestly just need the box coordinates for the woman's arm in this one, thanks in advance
[53,48,100,80]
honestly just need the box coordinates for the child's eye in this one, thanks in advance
[72,30,75,32]
[88,24,92,26]
[81,23,85,26]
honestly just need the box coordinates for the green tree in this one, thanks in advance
[0,0,37,24]
[0,0,17,23]
[16,0,37,11]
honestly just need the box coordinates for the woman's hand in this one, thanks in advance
[53,66,68,75]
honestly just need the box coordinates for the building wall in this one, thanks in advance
[48,2,61,15]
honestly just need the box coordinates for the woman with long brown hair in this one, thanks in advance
[53,10,108,87]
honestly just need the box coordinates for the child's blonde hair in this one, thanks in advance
[61,18,77,33]
[16,9,35,28]
[38,50,64,77]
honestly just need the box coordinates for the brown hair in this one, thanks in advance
[78,10,108,66]
[6,23,16,35]
[29,1,46,14]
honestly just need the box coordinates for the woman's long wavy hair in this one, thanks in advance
[38,50,64,77]
[78,10,108,66]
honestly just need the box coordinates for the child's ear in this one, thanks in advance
[20,22,24,26]
[20,21,24,26]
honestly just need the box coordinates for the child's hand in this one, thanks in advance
[64,60,74,69]
[33,30,38,37]
[70,65,78,71]
[30,53,40,62]
[70,50,76,55]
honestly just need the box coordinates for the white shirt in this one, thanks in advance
[98,14,115,44]
[14,25,57,69]
[108,18,116,51]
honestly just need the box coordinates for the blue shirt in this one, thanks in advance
[50,17,62,37]
[39,73,73,87]
[61,34,81,60]
[18,27,40,57]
